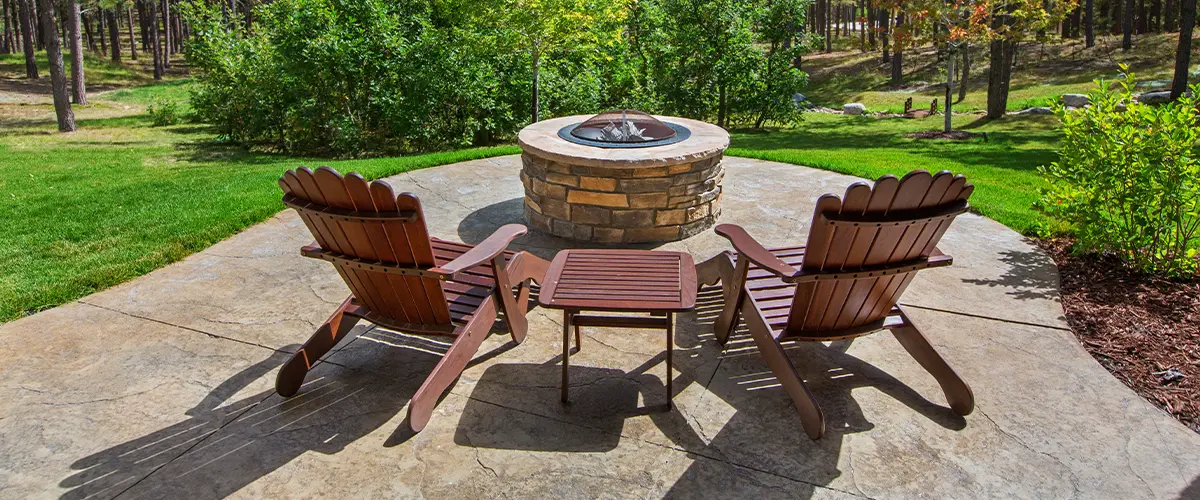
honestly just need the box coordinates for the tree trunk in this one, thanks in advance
[1086,0,1096,46]
[97,10,105,55]
[159,0,169,66]
[824,0,832,51]
[881,8,890,63]
[106,8,119,61]
[530,50,539,123]
[944,52,955,132]
[17,0,35,77]
[986,39,1014,118]
[126,6,137,59]
[959,45,969,102]
[81,8,94,52]
[859,0,865,50]
[890,11,904,85]
[718,81,728,128]
[148,0,161,80]
[137,0,147,50]
[2,0,10,54]
[1150,0,1161,32]
[65,0,84,105]
[37,0,74,130]
[1171,0,1195,98]
[1137,0,1147,33]
[1123,0,1134,49]
[867,0,875,49]
[1166,0,1177,31]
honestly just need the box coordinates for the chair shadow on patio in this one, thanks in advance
[56,326,518,500]
[455,288,968,497]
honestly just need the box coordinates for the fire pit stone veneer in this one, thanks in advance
[518,114,730,243]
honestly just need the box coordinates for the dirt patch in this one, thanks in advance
[1039,238,1200,433]
[904,130,986,141]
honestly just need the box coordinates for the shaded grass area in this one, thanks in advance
[802,32,1197,113]
[729,113,1063,235]
[0,84,518,322]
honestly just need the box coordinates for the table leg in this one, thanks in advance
[562,310,572,404]
[666,312,674,410]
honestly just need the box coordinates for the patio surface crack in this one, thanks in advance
[977,409,1081,498]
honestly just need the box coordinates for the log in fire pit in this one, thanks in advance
[518,110,729,243]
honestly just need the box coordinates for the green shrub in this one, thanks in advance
[1039,70,1200,277]
[147,97,180,127]
[181,0,809,156]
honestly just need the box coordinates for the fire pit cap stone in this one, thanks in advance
[518,115,729,169]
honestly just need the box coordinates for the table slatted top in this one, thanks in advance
[539,249,698,312]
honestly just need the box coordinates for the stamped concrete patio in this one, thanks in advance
[3,156,1199,499]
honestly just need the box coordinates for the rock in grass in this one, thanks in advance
[1137,91,1172,105]
[1061,94,1089,107]
[1015,107,1054,115]
[842,103,867,115]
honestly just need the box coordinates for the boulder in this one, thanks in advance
[1061,94,1089,107]
[1137,91,1172,105]
[842,103,867,115]
[1015,107,1054,115]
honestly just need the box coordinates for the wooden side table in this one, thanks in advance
[538,249,698,409]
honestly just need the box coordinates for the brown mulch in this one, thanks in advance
[1038,238,1200,433]
[904,130,986,140]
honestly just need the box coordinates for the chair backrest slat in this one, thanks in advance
[283,167,452,327]
[787,171,972,334]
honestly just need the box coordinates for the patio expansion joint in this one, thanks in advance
[454,393,870,498]
[77,300,295,355]
[897,302,1072,332]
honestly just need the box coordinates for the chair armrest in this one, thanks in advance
[430,224,528,276]
[714,224,800,280]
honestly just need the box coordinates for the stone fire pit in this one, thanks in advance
[518,112,730,243]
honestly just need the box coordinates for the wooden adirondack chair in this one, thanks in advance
[276,166,548,432]
[696,170,976,440]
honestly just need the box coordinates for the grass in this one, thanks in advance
[729,112,1064,235]
[1,35,1179,321]
[0,74,519,322]
[802,32,1198,113]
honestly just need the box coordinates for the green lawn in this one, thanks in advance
[0,47,1070,322]
[0,81,519,322]
[729,113,1064,236]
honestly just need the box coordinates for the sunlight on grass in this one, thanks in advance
[0,81,518,322]
[729,113,1064,236]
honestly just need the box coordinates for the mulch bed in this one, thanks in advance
[1038,238,1200,433]
[904,130,986,141]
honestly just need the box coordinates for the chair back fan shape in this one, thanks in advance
[279,166,452,328]
[788,170,973,336]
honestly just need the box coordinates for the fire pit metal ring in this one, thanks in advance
[556,121,692,149]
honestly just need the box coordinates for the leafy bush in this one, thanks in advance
[1039,71,1200,277]
[147,97,180,126]
[182,0,809,156]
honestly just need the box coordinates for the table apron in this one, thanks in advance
[570,314,670,329]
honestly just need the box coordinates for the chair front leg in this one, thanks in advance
[407,297,497,432]
[742,296,825,440]
[276,296,361,397]
[697,252,748,345]
[889,309,975,416]
[493,254,528,343]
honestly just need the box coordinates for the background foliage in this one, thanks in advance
[183,0,810,156]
